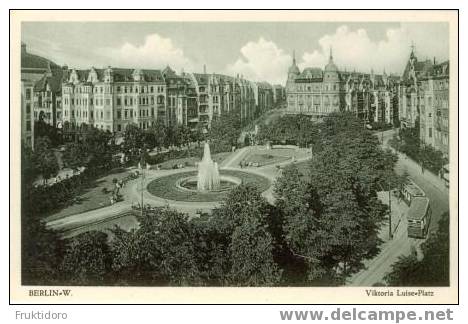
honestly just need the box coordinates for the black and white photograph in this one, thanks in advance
[10,10,458,304]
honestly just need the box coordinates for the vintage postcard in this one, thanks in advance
[10,10,458,304]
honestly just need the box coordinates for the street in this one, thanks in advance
[347,129,450,286]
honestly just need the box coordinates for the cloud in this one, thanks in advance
[300,24,449,75]
[225,37,291,85]
[101,33,193,72]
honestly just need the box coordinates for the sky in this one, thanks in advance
[21,22,449,85]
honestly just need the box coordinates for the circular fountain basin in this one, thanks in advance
[146,170,271,202]
[176,175,241,193]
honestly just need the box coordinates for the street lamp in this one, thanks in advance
[388,186,393,240]
[379,181,393,240]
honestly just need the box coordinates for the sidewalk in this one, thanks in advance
[377,191,409,241]
[380,131,449,194]
[395,150,449,194]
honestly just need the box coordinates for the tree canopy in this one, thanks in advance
[384,212,450,286]
[274,112,398,283]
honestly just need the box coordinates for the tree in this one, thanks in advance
[257,114,319,147]
[122,124,145,160]
[83,127,115,171]
[193,218,230,285]
[228,216,282,286]
[33,136,59,182]
[62,142,87,171]
[274,112,396,284]
[60,231,113,285]
[209,110,242,152]
[21,211,66,285]
[21,142,38,187]
[111,208,202,286]
[146,120,167,150]
[384,212,450,286]
[34,120,62,146]
[212,185,283,286]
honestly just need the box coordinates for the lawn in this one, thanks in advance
[147,170,271,202]
[242,147,308,167]
[243,153,290,167]
[45,168,135,222]
[156,152,231,170]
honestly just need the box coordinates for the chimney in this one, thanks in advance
[433,57,436,65]
[203,64,206,74]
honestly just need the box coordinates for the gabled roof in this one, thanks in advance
[193,73,209,85]
[297,67,323,80]
[64,68,165,83]
[34,68,68,92]
[141,69,164,82]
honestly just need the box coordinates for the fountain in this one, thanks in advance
[146,142,270,203]
[197,142,220,191]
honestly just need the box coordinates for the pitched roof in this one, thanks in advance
[34,68,68,92]
[297,67,323,80]
[193,73,209,85]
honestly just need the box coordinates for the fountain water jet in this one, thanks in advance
[197,142,220,191]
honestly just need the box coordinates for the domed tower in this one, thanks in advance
[286,50,300,89]
[286,50,301,113]
[323,47,340,112]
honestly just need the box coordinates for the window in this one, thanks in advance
[117,98,121,106]
[429,128,432,138]
[117,111,121,119]
[117,124,121,132]
[25,89,31,100]
[26,103,31,114]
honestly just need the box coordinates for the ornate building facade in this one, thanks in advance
[21,43,282,146]
[399,48,449,158]
[61,67,167,133]
[286,49,399,124]
[21,42,59,148]
[60,65,273,134]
